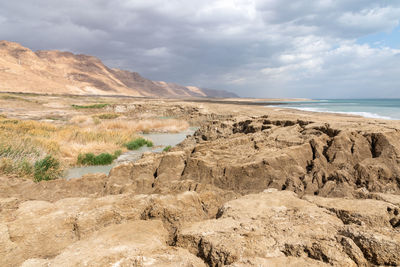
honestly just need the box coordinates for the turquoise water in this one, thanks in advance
[272,99,400,120]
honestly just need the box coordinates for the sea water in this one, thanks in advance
[271,99,400,120]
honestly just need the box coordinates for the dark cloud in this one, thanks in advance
[1,0,400,98]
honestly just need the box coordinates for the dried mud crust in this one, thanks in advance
[2,189,399,266]
[1,112,400,266]
[181,116,400,197]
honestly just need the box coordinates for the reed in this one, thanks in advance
[0,116,189,180]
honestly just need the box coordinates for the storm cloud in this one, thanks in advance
[1,0,400,98]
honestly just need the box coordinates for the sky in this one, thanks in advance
[0,0,400,98]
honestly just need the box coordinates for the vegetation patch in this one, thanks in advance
[0,119,19,125]
[0,135,47,178]
[45,116,65,121]
[77,150,121,166]
[124,138,153,150]
[163,145,172,152]
[93,113,120,120]
[0,94,32,102]
[0,158,15,174]
[0,114,187,181]
[0,116,134,179]
[71,103,109,109]
[33,155,62,182]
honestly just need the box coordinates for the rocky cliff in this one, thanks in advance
[0,41,237,98]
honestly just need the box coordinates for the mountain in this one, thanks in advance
[0,41,238,98]
[201,88,239,98]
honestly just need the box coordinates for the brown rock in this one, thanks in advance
[303,195,399,228]
[155,151,187,186]
[0,191,214,266]
[340,226,400,266]
[21,220,206,267]
[177,190,357,266]
[105,154,161,195]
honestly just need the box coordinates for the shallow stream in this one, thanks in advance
[64,127,196,180]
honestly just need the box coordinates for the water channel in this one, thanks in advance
[64,127,196,180]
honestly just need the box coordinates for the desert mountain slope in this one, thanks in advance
[0,40,237,98]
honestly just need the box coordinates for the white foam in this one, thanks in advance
[294,107,323,112]
[285,107,394,120]
[336,111,393,120]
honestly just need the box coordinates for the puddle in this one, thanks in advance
[64,127,197,180]
[65,165,115,180]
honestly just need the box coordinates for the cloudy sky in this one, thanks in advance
[1,0,400,98]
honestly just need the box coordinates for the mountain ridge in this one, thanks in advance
[0,40,238,98]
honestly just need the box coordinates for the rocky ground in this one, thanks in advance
[1,99,400,266]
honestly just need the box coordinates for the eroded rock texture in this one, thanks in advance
[1,114,400,266]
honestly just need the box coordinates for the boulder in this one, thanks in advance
[21,220,206,267]
[177,190,356,266]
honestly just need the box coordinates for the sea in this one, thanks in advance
[270,99,400,120]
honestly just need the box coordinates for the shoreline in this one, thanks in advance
[264,98,399,121]
[268,105,396,120]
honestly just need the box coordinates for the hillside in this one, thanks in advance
[0,41,237,98]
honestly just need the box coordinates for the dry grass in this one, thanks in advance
[101,118,189,133]
[0,124,49,178]
[94,113,120,120]
[0,94,31,102]
[69,115,94,125]
[0,116,189,179]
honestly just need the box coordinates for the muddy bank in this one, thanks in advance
[64,128,196,180]
[1,100,400,266]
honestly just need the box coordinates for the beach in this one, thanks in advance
[270,99,400,120]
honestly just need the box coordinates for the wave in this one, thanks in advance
[274,106,395,120]
[294,107,394,120]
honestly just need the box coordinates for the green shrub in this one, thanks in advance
[124,138,153,150]
[77,150,121,166]
[71,103,109,109]
[146,140,154,147]
[34,155,61,182]
[113,150,122,158]
[94,153,114,165]
[163,145,172,152]
[77,153,95,165]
